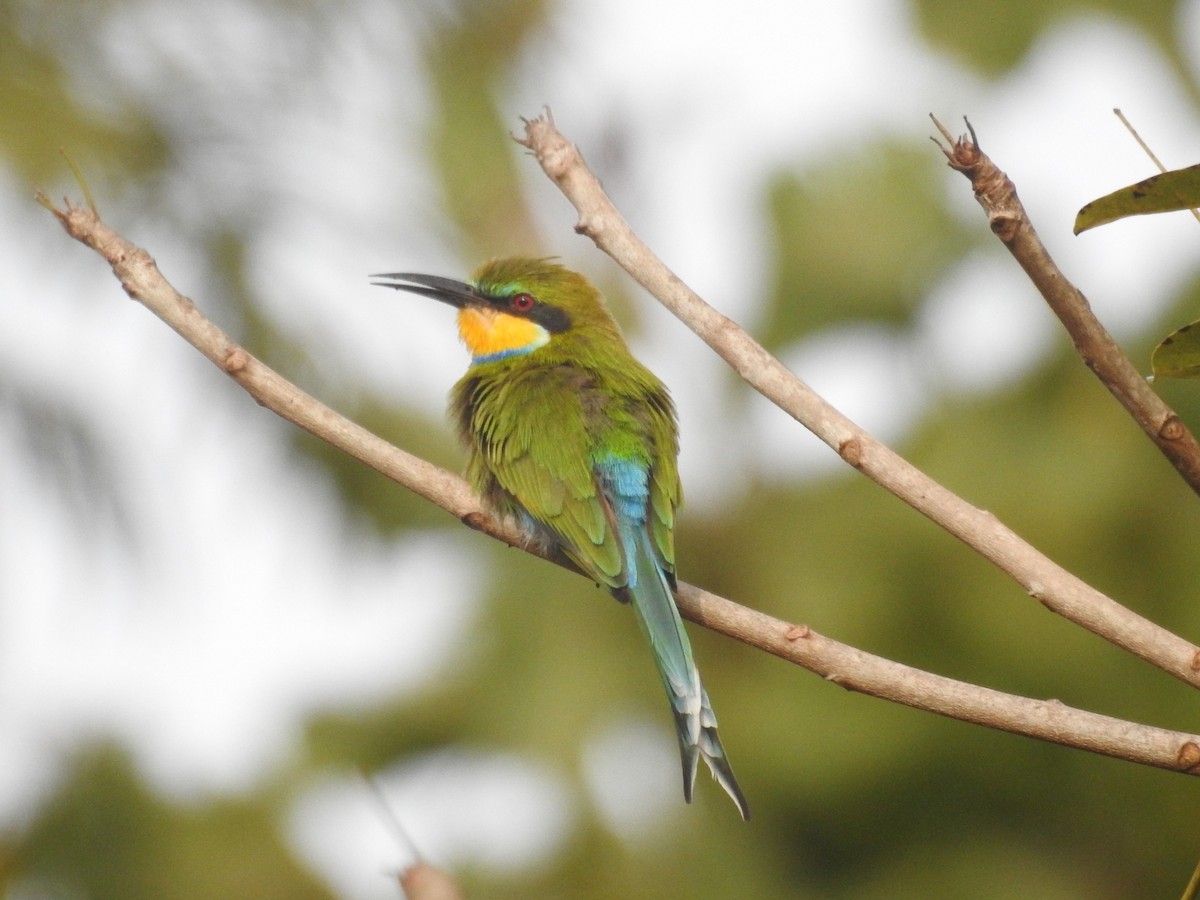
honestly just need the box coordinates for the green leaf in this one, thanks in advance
[1151,320,1200,380]
[1074,164,1200,234]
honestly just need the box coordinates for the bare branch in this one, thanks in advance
[514,111,1200,689]
[37,197,516,541]
[931,115,1200,495]
[39,193,1200,777]
[397,863,466,900]
[681,580,1200,773]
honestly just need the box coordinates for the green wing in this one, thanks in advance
[452,362,679,588]
[453,364,622,584]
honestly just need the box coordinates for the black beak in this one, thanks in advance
[370,272,480,309]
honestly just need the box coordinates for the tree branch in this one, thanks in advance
[514,109,1200,691]
[931,115,1200,496]
[39,193,1200,777]
[681,580,1200,774]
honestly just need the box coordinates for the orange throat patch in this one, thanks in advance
[457,306,549,361]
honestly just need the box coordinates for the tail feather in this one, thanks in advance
[624,530,749,820]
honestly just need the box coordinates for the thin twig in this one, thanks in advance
[361,772,423,864]
[931,114,1200,494]
[1182,854,1200,900]
[515,111,1200,689]
[57,149,99,216]
[360,774,466,900]
[1114,108,1169,172]
[39,194,1200,777]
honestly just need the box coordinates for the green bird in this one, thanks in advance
[372,257,748,819]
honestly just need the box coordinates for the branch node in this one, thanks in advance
[838,436,864,468]
[460,510,491,533]
[989,214,1019,242]
[222,347,250,374]
[937,119,983,171]
[513,108,551,150]
[1159,415,1187,442]
[784,624,812,641]
[518,108,578,184]
[824,672,858,693]
[933,118,1025,234]
[1177,741,1200,772]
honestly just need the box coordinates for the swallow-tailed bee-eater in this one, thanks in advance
[372,257,748,818]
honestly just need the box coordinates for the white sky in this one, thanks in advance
[4,1,1200,896]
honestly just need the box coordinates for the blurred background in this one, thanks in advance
[4,0,1200,897]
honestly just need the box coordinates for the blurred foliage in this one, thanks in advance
[423,0,549,261]
[912,0,1188,87]
[3,745,330,899]
[9,0,1200,898]
[0,12,168,186]
[763,143,977,349]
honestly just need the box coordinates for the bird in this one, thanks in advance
[372,257,748,819]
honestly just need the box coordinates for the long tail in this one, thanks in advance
[623,530,749,820]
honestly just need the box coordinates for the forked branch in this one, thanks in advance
[931,115,1200,495]
[37,138,1200,781]
[515,110,1200,691]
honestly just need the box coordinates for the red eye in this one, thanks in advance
[510,292,535,311]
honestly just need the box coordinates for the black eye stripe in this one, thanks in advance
[530,303,571,334]
[492,290,572,334]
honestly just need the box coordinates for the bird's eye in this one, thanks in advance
[509,292,536,312]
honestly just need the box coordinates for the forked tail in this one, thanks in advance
[624,530,749,820]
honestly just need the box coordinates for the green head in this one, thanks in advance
[372,257,625,364]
